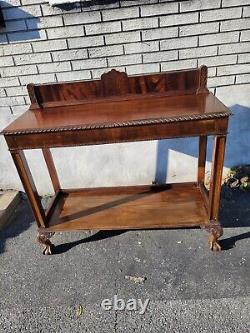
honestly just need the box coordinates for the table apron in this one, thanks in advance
[5,118,229,150]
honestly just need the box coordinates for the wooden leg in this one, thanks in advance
[207,135,227,251]
[42,148,60,193]
[11,150,46,228]
[37,231,55,255]
[198,136,209,211]
[198,135,207,185]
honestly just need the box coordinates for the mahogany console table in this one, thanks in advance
[2,66,231,254]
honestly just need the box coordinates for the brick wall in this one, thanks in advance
[0,0,249,113]
[0,0,249,193]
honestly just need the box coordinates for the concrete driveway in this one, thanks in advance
[0,186,249,332]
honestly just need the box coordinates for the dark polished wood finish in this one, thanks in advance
[2,66,231,254]
[45,183,208,232]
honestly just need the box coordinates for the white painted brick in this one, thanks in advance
[64,12,101,25]
[72,58,107,70]
[221,19,250,32]
[180,0,221,12]
[180,45,217,59]
[180,22,219,36]
[0,89,6,97]
[82,0,120,12]
[102,7,139,21]
[2,43,32,56]
[3,5,42,20]
[21,0,47,4]
[105,31,140,45]
[207,67,217,77]
[200,8,242,22]
[47,26,84,39]
[32,39,67,52]
[126,63,160,75]
[24,95,31,105]
[141,2,178,17]
[52,49,88,62]
[236,73,250,84]
[19,74,56,85]
[217,64,250,75]
[8,30,47,43]
[108,54,142,67]
[0,107,12,120]
[14,53,52,65]
[41,3,81,16]
[38,62,71,74]
[208,75,235,87]
[219,42,250,54]
[89,45,124,58]
[1,0,248,129]
[160,13,199,27]
[122,17,158,31]
[124,41,159,54]
[81,2,119,12]
[85,21,121,35]
[68,35,104,48]
[0,56,14,67]
[0,96,25,107]
[121,0,158,7]
[161,59,197,71]
[0,65,37,77]
[26,16,64,30]
[222,0,250,7]
[238,53,250,63]
[5,86,27,97]
[4,20,26,32]
[0,0,21,7]
[198,55,237,67]
[143,50,178,63]
[161,36,198,50]
[0,77,19,88]
[199,31,240,46]
[241,30,250,41]
[243,6,250,17]
[142,27,178,41]
[91,67,126,79]
[56,70,91,82]
[11,105,28,114]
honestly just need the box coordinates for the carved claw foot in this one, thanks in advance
[206,224,223,252]
[37,231,55,255]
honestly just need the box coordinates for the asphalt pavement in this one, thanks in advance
[0,187,249,332]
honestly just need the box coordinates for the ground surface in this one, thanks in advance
[0,186,249,332]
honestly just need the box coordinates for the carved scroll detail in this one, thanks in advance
[197,65,208,94]
[203,223,223,251]
[101,69,130,96]
[37,231,55,255]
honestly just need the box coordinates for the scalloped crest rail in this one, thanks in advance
[2,66,231,254]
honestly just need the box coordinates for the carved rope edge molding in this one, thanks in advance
[3,112,231,136]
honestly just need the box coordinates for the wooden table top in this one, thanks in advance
[3,92,230,136]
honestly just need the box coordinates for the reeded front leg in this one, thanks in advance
[37,231,55,255]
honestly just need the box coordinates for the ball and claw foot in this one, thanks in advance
[207,224,223,252]
[37,232,55,255]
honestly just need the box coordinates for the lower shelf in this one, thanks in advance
[43,182,209,232]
